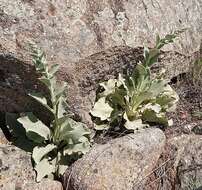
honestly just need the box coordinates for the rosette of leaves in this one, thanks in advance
[6,45,91,182]
[90,31,184,131]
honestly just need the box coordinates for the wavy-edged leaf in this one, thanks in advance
[90,97,113,121]
[63,136,90,155]
[17,112,51,143]
[32,144,56,164]
[59,118,91,143]
[35,158,55,182]
[124,113,146,130]
[29,92,53,113]
[100,79,118,96]
[94,124,110,131]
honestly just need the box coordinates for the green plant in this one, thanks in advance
[6,44,91,182]
[90,31,184,131]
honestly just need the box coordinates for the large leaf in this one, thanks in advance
[6,113,36,152]
[32,144,56,164]
[142,109,170,126]
[90,97,113,121]
[59,118,91,142]
[29,92,53,113]
[35,158,55,182]
[124,113,146,130]
[100,79,118,96]
[17,113,51,143]
[63,136,90,155]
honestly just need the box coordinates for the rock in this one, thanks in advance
[63,128,166,190]
[0,0,201,64]
[0,0,201,127]
[169,135,202,190]
[0,144,63,190]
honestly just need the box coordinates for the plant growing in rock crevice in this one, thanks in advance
[90,31,185,131]
[6,44,91,182]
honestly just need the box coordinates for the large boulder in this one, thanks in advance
[0,144,63,190]
[1,0,201,126]
[62,128,166,190]
[0,0,201,64]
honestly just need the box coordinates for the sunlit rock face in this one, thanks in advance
[0,0,201,64]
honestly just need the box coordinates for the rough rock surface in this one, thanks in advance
[63,128,166,190]
[0,144,63,190]
[0,0,201,64]
[170,135,202,190]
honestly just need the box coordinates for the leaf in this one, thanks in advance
[100,79,118,96]
[90,97,113,121]
[141,103,162,113]
[94,124,110,130]
[124,113,146,130]
[49,64,60,76]
[63,136,90,155]
[6,113,36,152]
[32,144,56,164]
[35,158,55,182]
[60,118,91,142]
[142,109,169,126]
[6,113,25,138]
[17,112,51,143]
[57,97,68,118]
[54,82,67,105]
[29,92,53,113]
[56,153,69,176]
[39,77,51,88]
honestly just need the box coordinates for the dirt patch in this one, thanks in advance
[166,72,202,138]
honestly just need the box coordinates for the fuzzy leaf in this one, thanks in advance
[124,114,146,130]
[35,158,55,182]
[59,118,90,142]
[6,113,36,152]
[64,136,90,155]
[32,144,56,164]
[29,93,53,113]
[90,97,113,121]
[17,113,51,143]
[94,124,110,130]
[49,64,60,76]
[100,79,118,96]
[142,109,169,126]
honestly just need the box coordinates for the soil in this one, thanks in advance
[166,72,202,138]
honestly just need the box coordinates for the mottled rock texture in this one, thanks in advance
[170,135,202,190]
[0,144,63,190]
[63,128,166,190]
[0,0,201,126]
[0,0,201,64]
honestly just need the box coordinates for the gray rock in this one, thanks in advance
[0,144,63,190]
[63,128,166,190]
[169,135,202,190]
[0,0,201,64]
